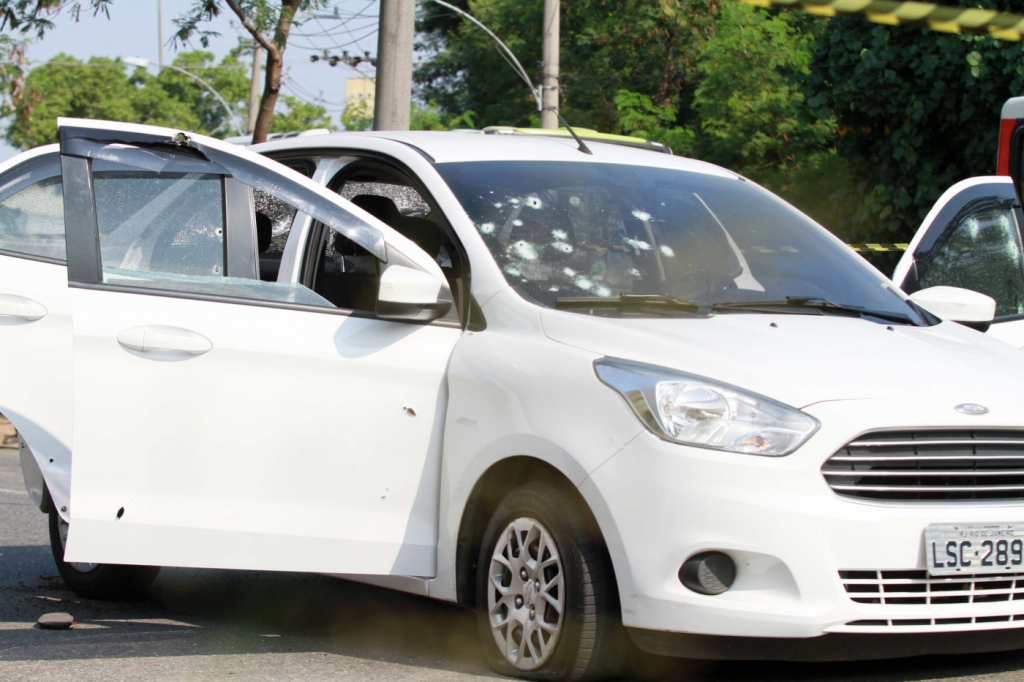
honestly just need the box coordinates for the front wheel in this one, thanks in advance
[476,482,624,681]
[48,506,160,600]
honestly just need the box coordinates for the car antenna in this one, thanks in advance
[555,113,593,155]
[426,0,593,156]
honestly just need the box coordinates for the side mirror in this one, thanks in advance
[376,264,452,322]
[908,286,996,332]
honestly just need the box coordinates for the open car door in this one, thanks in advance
[893,176,1024,349]
[59,119,460,576]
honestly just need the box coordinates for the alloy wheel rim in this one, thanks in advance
[486,517,564,671]
[57,517,98,573]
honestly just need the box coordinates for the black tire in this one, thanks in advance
[48,506,160,600]
[475,481,625,681]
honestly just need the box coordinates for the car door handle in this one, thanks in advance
[0,294,47,322]
[117,326,212,356]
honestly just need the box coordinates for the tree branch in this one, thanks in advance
[223,0,278,58]
[273,0,303,51]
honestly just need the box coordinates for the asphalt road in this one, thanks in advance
[5,446,1024,681]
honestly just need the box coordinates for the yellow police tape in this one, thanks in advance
[846,243,909,252]
[738,0,1024,41]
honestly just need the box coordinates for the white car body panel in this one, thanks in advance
[64,287,459,574]
[539,307,1024,407]
[0,256,74,509]
[0,144,74,513]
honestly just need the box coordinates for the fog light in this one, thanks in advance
[679,551,736,595]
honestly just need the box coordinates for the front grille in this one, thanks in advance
[847,616,1024,628]
[822,430,1024,501]
[840,569,1024,605]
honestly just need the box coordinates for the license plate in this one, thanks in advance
[926,523,1024,575]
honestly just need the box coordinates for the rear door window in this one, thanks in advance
[0,153,65,261]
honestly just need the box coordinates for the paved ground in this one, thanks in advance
[5,438,1024,681]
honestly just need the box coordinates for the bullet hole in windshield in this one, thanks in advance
[626,238,652,251]
[480,222,496,235]
[660,245,676,257]
[552,241,573,254]
[632,209,652,221]
[510,240,538,261]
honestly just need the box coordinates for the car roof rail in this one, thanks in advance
[480,126,672,154]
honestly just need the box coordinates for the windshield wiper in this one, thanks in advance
[556,294,917,325]
[713,296,915,324]
[555,294,708,314]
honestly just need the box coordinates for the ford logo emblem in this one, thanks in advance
[956,403,989,415]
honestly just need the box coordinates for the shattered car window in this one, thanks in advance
[94,171,225,277]
[254,188,298,255]
[436,160,920,320]
[917,202,1024,318]
[340,181,431,218]
[0,177,66,261]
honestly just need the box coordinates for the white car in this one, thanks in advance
[894,175,1024,348]
[10,118,1024,680]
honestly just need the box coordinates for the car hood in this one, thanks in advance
[539,309,1024,409]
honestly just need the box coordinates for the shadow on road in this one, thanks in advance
[3,547,1024,681]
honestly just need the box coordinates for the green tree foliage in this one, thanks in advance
[8,54,145,149]
[340,99,476,131]
[0,0,109,37]
[5,50,330,149]
[612,89,694,152]
[0,0,111,122]
[805,4,1024,243]
[416,0,715,131]
[174,0,327,143]
[271,95,332,132]
[691,3,834,176]
[420,1,841,231]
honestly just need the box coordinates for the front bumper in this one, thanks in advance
[626,627,1024,661]
[580,396,1024,649]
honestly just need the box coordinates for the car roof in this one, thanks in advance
[251,130,736,178]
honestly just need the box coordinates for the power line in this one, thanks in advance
[287,27,380,51]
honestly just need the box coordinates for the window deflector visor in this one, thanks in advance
[0,152,62,205]
[58,119,450,290]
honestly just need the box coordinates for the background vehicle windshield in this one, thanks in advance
[438,161,923,321]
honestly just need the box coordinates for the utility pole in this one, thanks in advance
[540,0,559,128]
[248,46,263,134]
[157,0,165,67]
[373,0,414,131]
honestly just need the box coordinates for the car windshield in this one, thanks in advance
[437,160,926,323]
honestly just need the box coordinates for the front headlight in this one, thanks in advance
[594,357,819,456]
